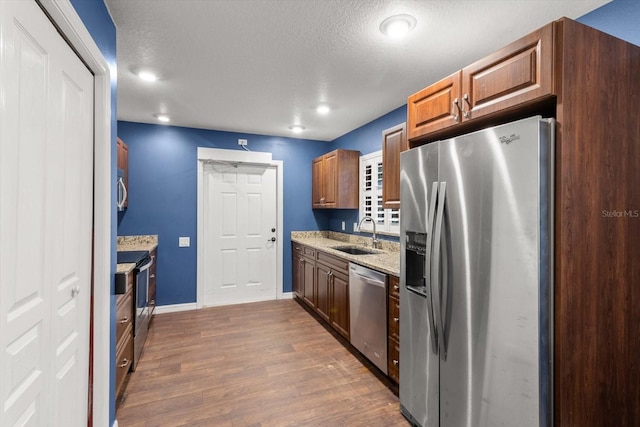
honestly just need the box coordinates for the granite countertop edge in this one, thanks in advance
[291,231,400,277]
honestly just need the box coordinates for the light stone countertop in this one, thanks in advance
[117,234,158,252]
[291,231,400,276]
[116,235,159,274]
[116,262,136,274]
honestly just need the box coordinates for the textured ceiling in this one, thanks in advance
[105,0,609,141]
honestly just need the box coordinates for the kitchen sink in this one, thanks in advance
[333,245,380,255]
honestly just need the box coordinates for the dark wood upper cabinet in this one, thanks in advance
[312,149,359,209]
[116,137,129,208]
[408,22,553,143]
[382,123,407,210]
[406,17,640,427]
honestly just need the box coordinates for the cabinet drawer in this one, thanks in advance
[317,250,349,274]
[389,275,400,299]
[388,295,400,341]
[115,326,133,398]
[293,244,305,255]
[303,246,316,258]
[388,337,400,383]
[116,290,133,345]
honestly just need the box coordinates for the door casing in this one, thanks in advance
[196,147,284,308]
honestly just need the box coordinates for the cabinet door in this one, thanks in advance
[302,257,316,308]
[330,269,349,340]
[407,71,461,140]
[117,138,129,208]
[149,249,157,315]
[311,157,323,208]
[315,263,331,322]
[382,123,407,210]
[461,22,553,121]
[322,152,337,207]
[292,249,303,297]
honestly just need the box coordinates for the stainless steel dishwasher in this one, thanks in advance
[349,262,388,374]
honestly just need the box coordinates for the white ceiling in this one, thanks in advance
[105,0,609,141]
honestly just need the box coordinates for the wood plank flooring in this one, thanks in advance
[116,299,410,427]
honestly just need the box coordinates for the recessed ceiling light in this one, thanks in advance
[137,70,159,82]
[316,105,330,115]
[289,125,305,133]
[380,14,416,39]
[154,114,170,123]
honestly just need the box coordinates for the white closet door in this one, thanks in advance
[0,1,94,425]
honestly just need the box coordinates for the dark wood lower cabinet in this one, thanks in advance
[315,263,331,322]
[292,244,351,340]
[330,269,349,339]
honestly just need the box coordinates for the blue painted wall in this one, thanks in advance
[116,122,331,301]
[327,105,407,239]
[577,0,640,46]
[67,0,117,424]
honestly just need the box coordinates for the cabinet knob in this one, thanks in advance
[119,316,129,324]
[150,274,156,279]
[119,358,129,368]
[394,317,399,323]
[393,359,399,366]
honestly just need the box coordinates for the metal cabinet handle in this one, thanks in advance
[393,359,399,366]
[150,274,156,279]
[394,317,399,322]
[119,358,129,368]
[119,316,129,324]
[462,93,471,119]
[452,98,460,122]
[150,300,155,305]
[393,285,399,290]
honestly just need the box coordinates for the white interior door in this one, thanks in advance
[202,163,278,306]
[0,1,94,425]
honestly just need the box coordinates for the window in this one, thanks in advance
[359,150,400,235]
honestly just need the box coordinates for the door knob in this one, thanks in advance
[271,228,276,232]
[267,237,276,242]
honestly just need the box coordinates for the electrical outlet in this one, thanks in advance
[178,236,190,247]
[238,138,247,146]
[341,221,345,231]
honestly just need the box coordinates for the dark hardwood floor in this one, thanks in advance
[116,299,409,427]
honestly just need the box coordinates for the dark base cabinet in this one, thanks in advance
[292,243,349,341]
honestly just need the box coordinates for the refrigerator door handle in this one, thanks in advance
[424,181,439,354]
[432,181,447,358]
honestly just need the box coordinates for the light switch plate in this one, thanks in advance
[178,236,190,247]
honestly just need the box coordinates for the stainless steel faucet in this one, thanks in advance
[358,216,379,249]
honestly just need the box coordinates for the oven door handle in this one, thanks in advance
[138,256,153,272]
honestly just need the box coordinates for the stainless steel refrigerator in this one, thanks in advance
[399,116,554,427]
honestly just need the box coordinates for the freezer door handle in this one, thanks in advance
[432,181,447,358]
[424,181,439,354]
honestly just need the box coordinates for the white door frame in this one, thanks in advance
[36,1,111,425]
[196,147,284,308]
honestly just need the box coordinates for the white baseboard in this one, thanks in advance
[113,421,118,427]
[154,302,197,314]
[278,292,293,299]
